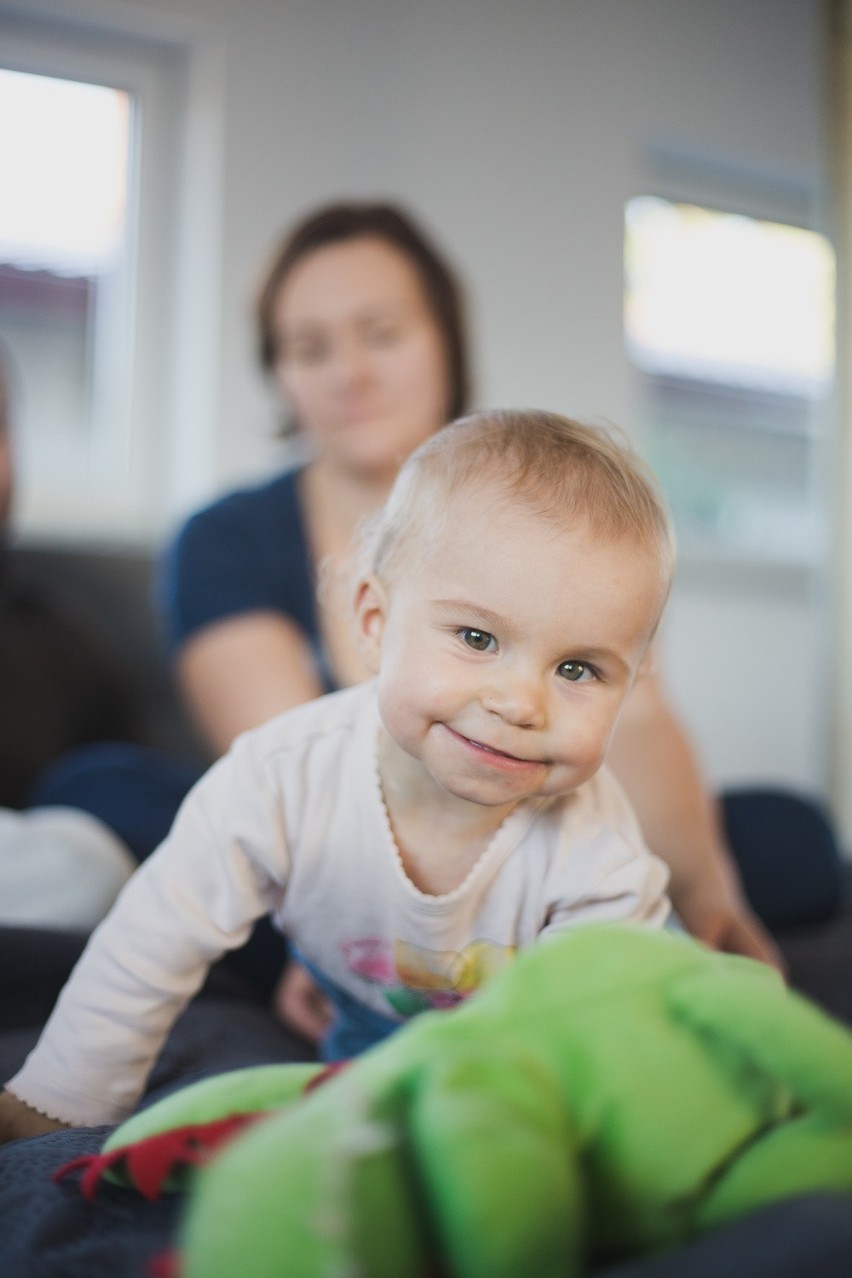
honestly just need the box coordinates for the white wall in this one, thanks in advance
[0,0,836,808]
[831,0,852,841]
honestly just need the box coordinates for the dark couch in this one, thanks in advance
[15,540,204,763]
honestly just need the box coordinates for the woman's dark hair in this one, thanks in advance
[256,201,471,420]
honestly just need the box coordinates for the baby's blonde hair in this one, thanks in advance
[363,409,675,597]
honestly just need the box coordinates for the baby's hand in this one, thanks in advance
[273,961,333,1044]
[0,1089,71,1145]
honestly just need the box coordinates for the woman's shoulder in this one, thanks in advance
[180,465,305,543]
[165,464,309,583]
[158,465,316,650]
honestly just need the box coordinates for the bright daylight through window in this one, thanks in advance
[0,68,133,511]
[624,196,835,564]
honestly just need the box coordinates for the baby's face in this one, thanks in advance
[357,486,668,815]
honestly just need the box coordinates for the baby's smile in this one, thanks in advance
[442,724,546,770]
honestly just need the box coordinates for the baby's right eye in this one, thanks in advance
[460,628,496,652]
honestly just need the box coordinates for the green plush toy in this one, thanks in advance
[81,925,852,1277]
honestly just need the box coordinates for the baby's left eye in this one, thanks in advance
[557,660,593,683]
[460,628,496,653]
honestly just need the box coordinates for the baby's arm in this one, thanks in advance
[3,739,289,1131]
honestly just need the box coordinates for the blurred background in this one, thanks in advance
[1,0,850,839]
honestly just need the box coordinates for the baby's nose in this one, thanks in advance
[483,674,546,728]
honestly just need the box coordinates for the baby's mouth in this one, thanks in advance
[446,726,542,767]
[466,736,518,760]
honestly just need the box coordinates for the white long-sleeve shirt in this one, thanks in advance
[8,682,669,1125]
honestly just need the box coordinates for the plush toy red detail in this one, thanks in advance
[53,1113,267,1201]
[54,1059,351,1202]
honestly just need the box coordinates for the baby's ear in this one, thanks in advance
[353,576,387,674]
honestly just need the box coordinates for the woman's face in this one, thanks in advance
[273,236,451,482]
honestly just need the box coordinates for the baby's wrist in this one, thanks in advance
[0,1089,72,1143]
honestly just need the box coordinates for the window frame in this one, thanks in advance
[0,8,222,544]
[623,179,836,575]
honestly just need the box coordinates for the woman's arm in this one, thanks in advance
[161,470,331,759]
[607,670,783,970]
[176,613,325,758]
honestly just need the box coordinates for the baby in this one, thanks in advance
[0,409,675,1138]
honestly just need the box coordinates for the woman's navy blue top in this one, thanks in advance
[160,466,333,690]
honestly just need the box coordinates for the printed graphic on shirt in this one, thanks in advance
[342,937,515,1017]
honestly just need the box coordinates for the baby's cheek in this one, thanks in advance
[566,713,615,774]
[376,682,413,742]
[376,671,439,750]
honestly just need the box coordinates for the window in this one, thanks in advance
[0,69,135,497]
[624,196,835,566]
[0,10,216,544]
